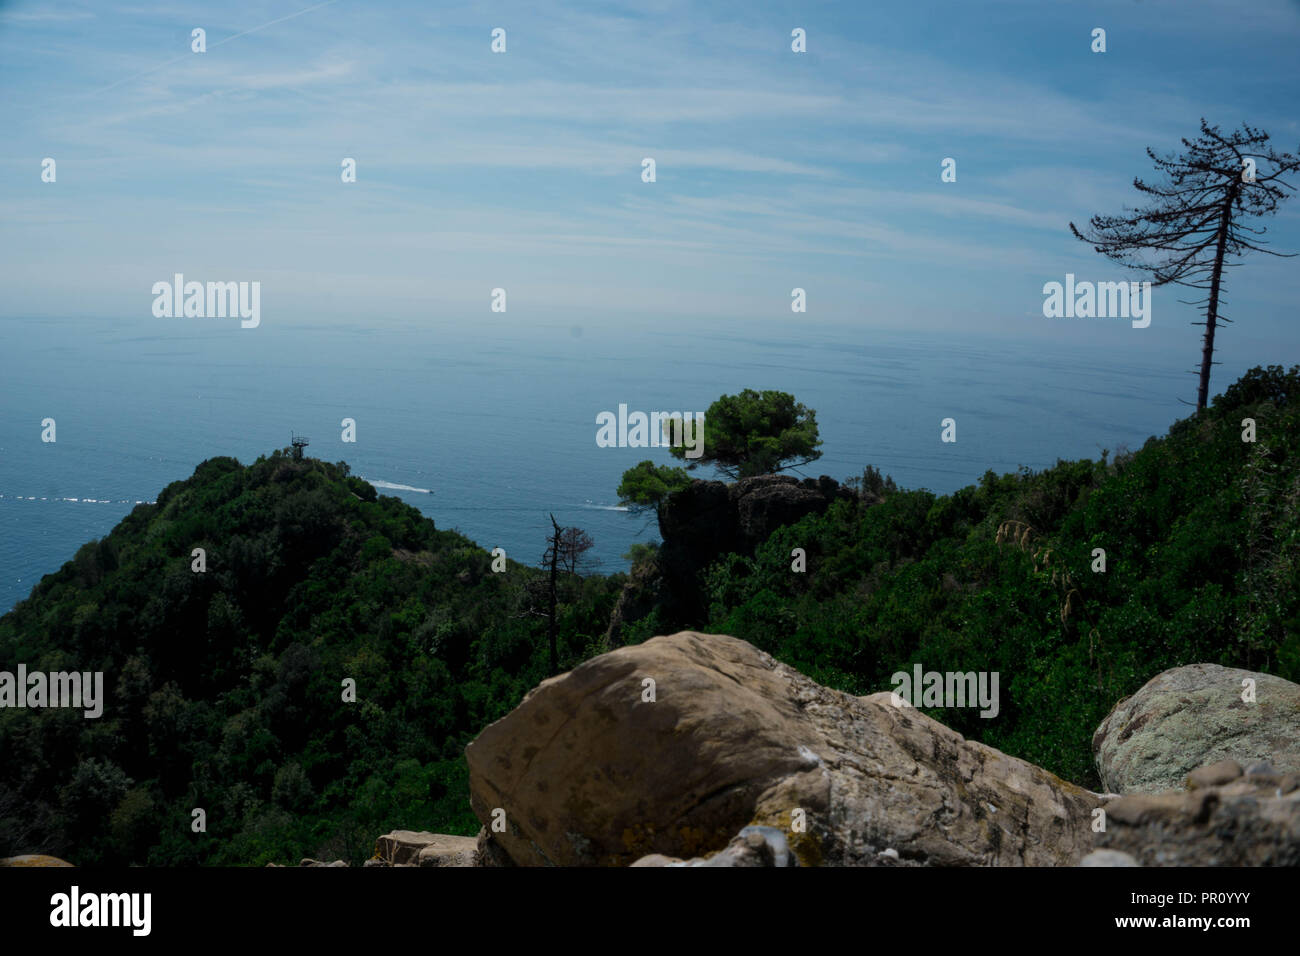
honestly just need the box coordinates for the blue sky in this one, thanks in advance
[2,0,1298,358]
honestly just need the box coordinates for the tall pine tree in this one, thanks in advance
[1071,120,1299,410]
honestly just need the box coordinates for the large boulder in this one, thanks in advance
[465,631,1102,866]
[1093,663,1300,794]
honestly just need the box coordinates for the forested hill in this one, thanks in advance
[2,366,1298,867]
[680,365,1300,785]
[0,451,623,866]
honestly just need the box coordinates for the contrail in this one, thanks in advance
[90,0,343,97]
[207,0,343,51]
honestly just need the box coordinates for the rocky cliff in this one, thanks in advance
[609,475,855,640]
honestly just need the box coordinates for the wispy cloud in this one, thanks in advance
[0,0,1297,343]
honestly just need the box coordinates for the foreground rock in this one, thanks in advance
[631,826,797,867]
[373,830,478,867]
[0,854,73,867]
[417,835,478,867]
[1093,663,1300,794]
[1094,765,1300,865]
[1078,850,1139,867]
[466,631,1102,866]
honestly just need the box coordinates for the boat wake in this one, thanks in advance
[361,477,433,495]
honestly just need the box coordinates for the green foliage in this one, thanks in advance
[1212,363,1299,412]
[0,451,621,866]
[845,464,899,501]
[669,388,823,478]
[700,366,1300,788]
[623,541,660,569]
[4,366,1297,862]
[617,461,692,515]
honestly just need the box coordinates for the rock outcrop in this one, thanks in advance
[465,631,1102,866]
[1093,663,1300,794]
[660,475,853,559]
[604,553,664,647]
[417,835,479,867]
[631,826,798,867]
[1077,849,1139,867]
[372,830,478,867]
[1093,761,1299,865]
[0,854,73,866]
[631,476,854,631]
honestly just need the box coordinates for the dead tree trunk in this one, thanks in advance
[1198,185,1238,412]
[547,513,560,675]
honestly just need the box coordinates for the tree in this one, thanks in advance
[1213,363,1300,413]
[845,464,898,501]
[538,515,594,675]
[617,460,692,519]
[668,389,822,479]
[1070,119,1299,412]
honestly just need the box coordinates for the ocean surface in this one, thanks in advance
[0,314,1226,615]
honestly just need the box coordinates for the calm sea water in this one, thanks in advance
[0,314,1216,614]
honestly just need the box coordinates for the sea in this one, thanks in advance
[0,313,1254,615]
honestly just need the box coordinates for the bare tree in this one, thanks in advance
[1070,119,1299,411]
[536,514,594,674]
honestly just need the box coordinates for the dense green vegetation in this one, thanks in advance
[617,460,692,516]
[667,388,823,477]
[2,366,1296,865]
[0,451,622,866]
[676,365,1300,785]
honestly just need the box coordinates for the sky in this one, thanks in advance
[1,0,1299,360]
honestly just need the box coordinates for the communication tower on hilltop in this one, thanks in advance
[291,433,310,460]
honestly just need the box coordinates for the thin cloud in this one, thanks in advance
[87,0,345,96]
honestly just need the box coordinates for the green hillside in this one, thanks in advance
[0,452,622,866]
[679,365,1300,784]
[2,365,1296,865]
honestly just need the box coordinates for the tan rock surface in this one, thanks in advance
[375,829,477,867]
[466,631,1103,866]
[417,834,478,867]
[0,854,74,867]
